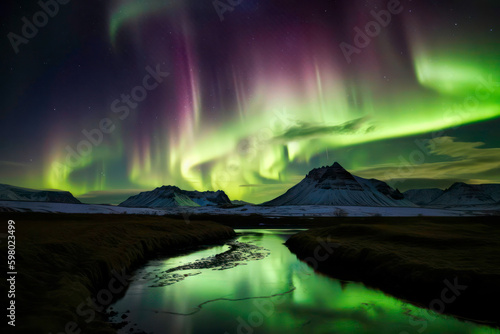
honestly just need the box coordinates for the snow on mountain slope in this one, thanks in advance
[429,182,500,206]
[474,184,500,202]
[119,186,231,208]
[119,186,200,207]
[403,188,444,205]
[263,162,415,207]
[182,189,232,206]
[0,184,81,204]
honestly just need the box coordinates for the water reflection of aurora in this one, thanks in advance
[109,230,499,334]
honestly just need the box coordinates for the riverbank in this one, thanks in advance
[285,216,500,326]
[0,213,235,334]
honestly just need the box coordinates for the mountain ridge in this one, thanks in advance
[263,162,415,207]
[2,164,500,208]
[405,182,500,207]
[0,184,81,204]
[118,185,231,208]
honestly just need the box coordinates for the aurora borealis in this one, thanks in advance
[0,0,499,204]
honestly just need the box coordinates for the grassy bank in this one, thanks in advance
[285,216,500,326]
[0,213,235,334]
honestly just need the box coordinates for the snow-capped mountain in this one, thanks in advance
[0,184,81,204]
[424,183,500,207]
[119,186,231,208]
[263,162,415,207]
[182,189,232,206]
[403,188,444,206]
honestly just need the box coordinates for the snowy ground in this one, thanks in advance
[169,205,473,217]
[0,201,164,215]
[0,200,487,217]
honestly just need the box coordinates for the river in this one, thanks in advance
[108,229,498,334]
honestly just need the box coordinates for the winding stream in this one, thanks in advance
[108,229,498,334]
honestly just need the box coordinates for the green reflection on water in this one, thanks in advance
[110,229,499,334]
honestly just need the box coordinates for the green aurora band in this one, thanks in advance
[42,0,499,203]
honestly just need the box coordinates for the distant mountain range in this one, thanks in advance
[2,163,500,209]
[118,185,231,208]
[0,184,81,204]
[262,162,415,207]
[404,183,500,207]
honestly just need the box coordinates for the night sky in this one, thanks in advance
[0,0,499,204]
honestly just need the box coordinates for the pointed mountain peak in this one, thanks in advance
[449,182,467,188]
[306,162,353,182]
[331,162,343,168]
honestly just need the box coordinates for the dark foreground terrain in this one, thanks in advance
[286,216,500,326]
[0,213,235,334]
[2,213,499,333]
